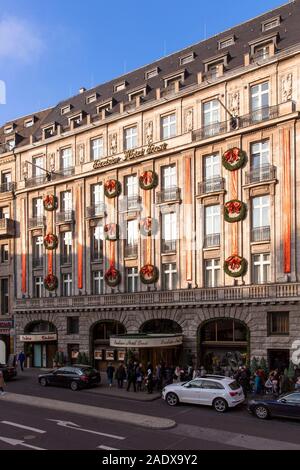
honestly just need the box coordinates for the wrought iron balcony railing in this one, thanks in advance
[156,187,181,204]
[161,240,177,253]
[28,216,45,229]
[239,105,279,128]
[124,244,138,258]
[60,254,72,265]
[32,257,43,268]
[251,226,271,243]
[0,182,15,193]
[245,164,276,185]
[198,177,225,195]
[204,233,220,248]
[0,218,15,237]
[86,203,106,218]
[56,210,74,224]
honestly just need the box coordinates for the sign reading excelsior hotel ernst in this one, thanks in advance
[93,142,168,169]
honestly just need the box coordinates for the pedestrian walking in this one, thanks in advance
[0,370,6,396]
[126,361,137,392]
[254,371,263,395]
[146,364,153,394]
[136,363,144,391]
[106,362,115,388]
[115,363,126,388]
[18,351,26,371]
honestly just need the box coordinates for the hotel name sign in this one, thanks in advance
[93,142,168,169]
[110,335,183,349]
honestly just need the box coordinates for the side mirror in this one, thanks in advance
[279,398,286,403]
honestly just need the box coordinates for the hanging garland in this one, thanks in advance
[43,194,58,211]
[104,179,121,198]
[224,255,247,278]
[104,223,119,241]
[139,217,159,237]
[105,266,121,287]
[43,233,58,250]
[140,264,159,284]
[44,274,58,291]
[222,147,247,171]
[139,170,158,190]
[224,199,247,223]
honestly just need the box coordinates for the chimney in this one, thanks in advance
[79,87,86,94]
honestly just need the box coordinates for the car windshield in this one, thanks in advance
[228,380,240,390]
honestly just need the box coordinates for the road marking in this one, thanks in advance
[0,436,46,450]
[1,421,46,434]
[171,423,300,450]
[98,445,119,450]
[47,420,125,440]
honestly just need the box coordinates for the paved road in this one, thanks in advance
[1,368,300,450]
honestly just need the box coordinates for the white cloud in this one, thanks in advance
[0,16,44,63]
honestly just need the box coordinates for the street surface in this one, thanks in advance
[0,368,300,450]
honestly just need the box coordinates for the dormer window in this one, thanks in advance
[180,52,195,65]
[164,70,186,88]
[203,53,229,81]
[254,45,270,60]
[4,125,14,135]
[218,36,235,50]
[86,93,98,104]
[96,99,113,116]
[68,113,83,127]
[128,87,147,101]
[24,118,34,128]
[42,124,55,139]
[61,105,71,115]
[262,16,280,32]
[6,139,15,151]
[114,82,126,92]
[249,33,278,62]
[145,67,159,80]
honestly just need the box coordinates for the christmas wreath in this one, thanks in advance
[139,170,158,190]
[224,255,247,278]
[44,274,58,291]
[104,223,119,241]
[43,233,58,250]
[139,217,158,237]
[104,179,121,198]
[224,199,247,223]
[140,264,159,284]
[105,266,121,287]
[222,147,247,171]
[43,194,58,211]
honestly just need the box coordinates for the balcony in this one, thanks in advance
[245,164,276,185]
[25,175,49,188]
[239,105,279,128]
[0,182,15,193]
[156,187,181,204]
[32,257,43,269]
[204,233,220,248]
[192,121,228,141]
[124,244,138,258]
[162,240,177,253]
[251,226,270,243]
[198,177,225,196]
[51,167,75,180]
[120,195,142,212]
[86,203,106,219]
[56,210,74,224]
[28,216,45,229]
[60,254,72,266]
[0,218,15,238]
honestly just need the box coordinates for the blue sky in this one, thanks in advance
[0,0,286,125]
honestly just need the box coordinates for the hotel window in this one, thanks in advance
[114,82,126,92]
[162,212,177,253]
[67,317,79,335]
[32,156,44,179]
[145,68,159,79]
[268,312,289,336]
[124,126,138,150]
[180,53,195,65]
[1,171,12,191]
[126,267,139,293]
[251,140,270,169]
[33,197,43,218]
[91,137,104,160]
[0,207,9,219]
[92,270,104,295]
[252,253,270,284]
[62,273,72,297]
[61,231,72,265]
[161,113,176,140]
[254,44,270,60]
[204,205,220,247]
[91,225,104,261]
[61,191,72,212]
[91,183,104,214]
[203,99,220,127]
[252,196,270,242]
[162,165,176,190]
[125,175,138,197]
[6,139,15,151]
[61,105,71,115]
[250,82,269,118]
[4,126,13,135]
[204,154,220,180]
[262,17,280,32]
[60,147,73,170]
[33,276,44,298]
[219,37,235,49]
[204,259,220,288]
[162,263,177,291]
[33,236,43,267]
[1,245,8,263]
[86,94,98,104]
[0,279,8,315]
[125,219,138,257]
[24,118,34,128]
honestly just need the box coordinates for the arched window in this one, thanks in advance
[140,319,182,334]
[92,321,126,341]
[24,321,56,334]
[200,319,247,343]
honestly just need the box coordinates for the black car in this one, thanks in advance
[38,365,101,391]
[0,363,17,381]
[248,392,300,420]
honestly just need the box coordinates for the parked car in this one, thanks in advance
[38,365,101,391]
[162,375,245,412]
[248,392,300,420]
[0,363,17,381]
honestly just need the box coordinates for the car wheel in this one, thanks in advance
[213,398,228,413]
[166,392,179,406]
[254,405,269,419]
[40,377,47,387]
[70,381,79,391]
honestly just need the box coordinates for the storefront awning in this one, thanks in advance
[110,334,183,349]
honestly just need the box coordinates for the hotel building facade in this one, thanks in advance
[1,1,300,371]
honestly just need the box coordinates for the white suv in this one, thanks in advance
[162,375,245,412]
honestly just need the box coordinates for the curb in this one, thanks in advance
[0,393,176,430]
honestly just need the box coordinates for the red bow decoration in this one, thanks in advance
[44,195,53,205]
[141,264,154,277]
[44,274,57,286]
[225,201,242,214]
[106,266,118,279]
[141,171,153,185]
[226,256,242,271]
[44,234,55,244]
[104,179,116,192]
[104,223,116,235]
[224,147,240,164]
[144,217,152,231]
